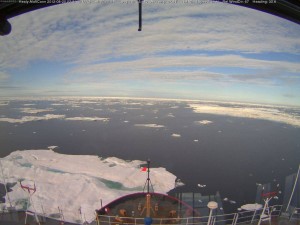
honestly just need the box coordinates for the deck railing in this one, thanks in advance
[0,205,299,224]
[95,205,299,225]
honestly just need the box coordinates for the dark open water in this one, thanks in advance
[0,98,299,213]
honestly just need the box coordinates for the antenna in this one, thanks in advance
[142,159,153,193]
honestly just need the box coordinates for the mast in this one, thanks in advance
[142,159,153,193]
[146,159,151,217]
[147,159,150,193]
[142,159,153,225]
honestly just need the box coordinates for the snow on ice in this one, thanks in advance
[0,150,176,223]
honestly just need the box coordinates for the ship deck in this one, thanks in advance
[97,192,197,219]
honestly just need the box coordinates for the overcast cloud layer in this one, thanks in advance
[0,1,300,105]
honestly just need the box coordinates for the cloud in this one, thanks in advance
[0,85,21,89]
[77,54,300,72]
[282,93,296,98]
[0,71,9,81]
[66,54,300,85]
[227,68,300,86]
[1,1,300,102]
[2,2,300,70]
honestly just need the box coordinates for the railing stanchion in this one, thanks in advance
[232,213,239,225]
[251,210,257,223]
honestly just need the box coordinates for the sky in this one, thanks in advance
[0,1,300,106]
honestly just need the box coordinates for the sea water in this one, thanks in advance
[0,97,299,215]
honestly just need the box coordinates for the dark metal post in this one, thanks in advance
[138,0,142,31]
[147,159,150,193]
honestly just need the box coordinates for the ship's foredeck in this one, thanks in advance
[97,192,197,220]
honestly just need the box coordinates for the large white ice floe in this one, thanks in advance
[189,103,300,127]
[0,150,176,223]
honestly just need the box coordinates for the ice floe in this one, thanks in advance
[0,114,66,123]
[241,204,263,211]
[171,133,181,138]
[23,103,36,106]
[51,103,65,106]
[189,103,300,127]
[80,101,98,104]
[70,104,81,108]
[167,113,175,118]
[0,150,176,223]
[194,120,213,125]
[65,117,110,122]
[0,101,9,106]
[125,107,142,110]
[19,108,54,114]
[134,124,165,128]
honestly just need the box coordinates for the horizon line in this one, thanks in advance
[0,95,299,108]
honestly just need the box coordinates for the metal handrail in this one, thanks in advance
[96,205,286,225]
[1,204,298,225]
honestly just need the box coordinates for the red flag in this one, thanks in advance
[140,167,147,172]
